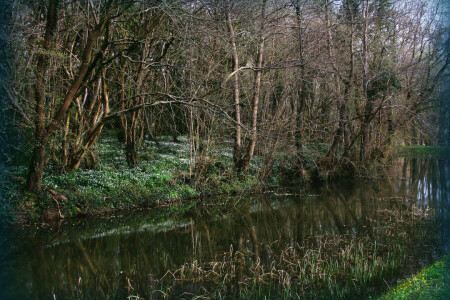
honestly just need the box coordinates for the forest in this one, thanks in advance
[0,0,449,299]
[0,0,448,217]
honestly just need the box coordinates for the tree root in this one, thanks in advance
[11,176,84,217]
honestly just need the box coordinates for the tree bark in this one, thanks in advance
[242,0,266,172]
[26,0,59,193]
[323,0,354,162]
[360,0,371,162]
[26,1,112,193]
[44,15,110,141]
[447,109,450,146]
[226,3,242,170]
[294,0,306,171]
[124,44,148,167]
[68,71,110,170]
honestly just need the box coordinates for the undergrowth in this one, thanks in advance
[5,133,266,222]
[3,132,439,223]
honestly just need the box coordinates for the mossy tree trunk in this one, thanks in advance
[26,0,111,193]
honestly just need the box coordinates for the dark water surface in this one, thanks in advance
[0,158,449,299]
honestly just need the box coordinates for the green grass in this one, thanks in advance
[5,133,266,222]
[379,253,450,299]
[6,135,447,223]
[397,146,450,158]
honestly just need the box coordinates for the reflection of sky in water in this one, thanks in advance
[393,158,449,209]
[417,177,429,206]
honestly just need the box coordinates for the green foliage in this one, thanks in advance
[7,131,447,223]
[3,132,267,221]
[397,146,450,158]
[379,254,450,299]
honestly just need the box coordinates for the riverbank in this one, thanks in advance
[396,146,450,158]
[1,134,269,224]
[2,135,449,224]
[379,253,450,299]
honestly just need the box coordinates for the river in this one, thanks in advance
[0,158,449,299]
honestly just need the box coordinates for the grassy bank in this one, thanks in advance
[2,127,345,223]
[3,137,447,224]
[379,253,450,299]
[396,146,450,158]
[1,133,266,223]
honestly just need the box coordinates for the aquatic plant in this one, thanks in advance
[155,205,437,299]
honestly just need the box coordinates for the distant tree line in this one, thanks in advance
[1,0,449,194]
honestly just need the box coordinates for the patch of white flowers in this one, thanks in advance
[42,135,245,194]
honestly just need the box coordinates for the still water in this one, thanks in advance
[0,158,449,299]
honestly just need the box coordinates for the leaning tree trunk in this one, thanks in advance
[68,73,110,170]
[26,1,110,193]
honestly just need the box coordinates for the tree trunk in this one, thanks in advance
[68,76,109,171]
[62,114,70,167]
[342,13,354,157]
[360,0,371,162]
[125,111,140,167]
[68,124,105,170]
[324,0,355,162]
[323,0,339,162]
[325,96,346,160]
[447,109,450,146]
[26,141,47,193]
[294,0,306,171]
[242,0,266,172]
[226,3,242,170]
[43,15,110,141]
[123,43,149,168]
[323,0,346,162]
[26,0,59,194]
[26,2,110,192]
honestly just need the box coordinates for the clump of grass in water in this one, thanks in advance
[157,205,435,299]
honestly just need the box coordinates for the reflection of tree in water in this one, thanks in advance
[1,159,448,298]
[394,158,449,210]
